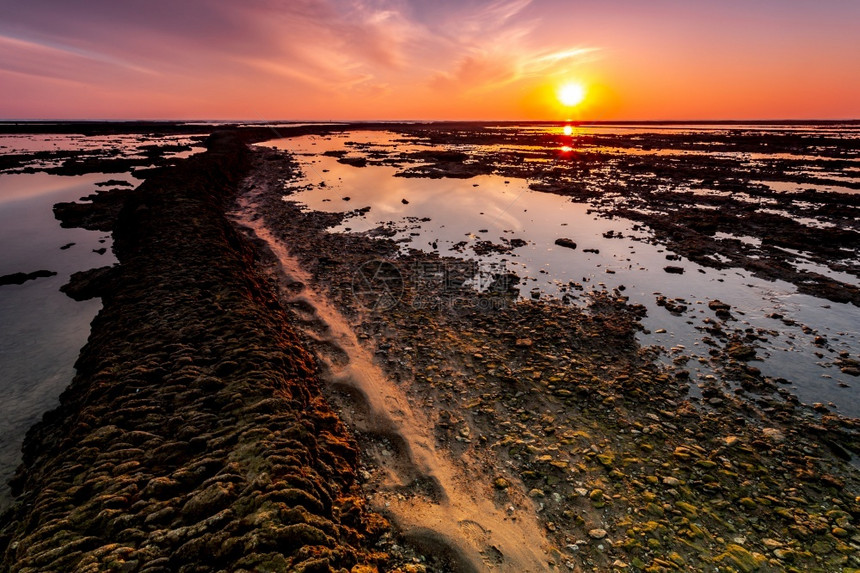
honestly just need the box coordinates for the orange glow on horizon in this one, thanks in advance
[0,3,857,120]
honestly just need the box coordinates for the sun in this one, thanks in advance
[558,82,586,107]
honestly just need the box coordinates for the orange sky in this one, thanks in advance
[1,0,859,120]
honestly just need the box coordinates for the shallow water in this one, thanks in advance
[495,123,860,136]
[0,130,208,506]
[0,133,205,171]
[0,171,139,506]
[261,130,860,418]
[0,132,211,507]
[756,180,858,195]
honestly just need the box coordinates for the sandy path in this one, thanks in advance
[231,162,553,572]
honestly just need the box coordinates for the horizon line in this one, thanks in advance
[2,118,860,125]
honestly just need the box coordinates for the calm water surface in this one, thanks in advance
[0,134,200,506]
[261,129,860,417]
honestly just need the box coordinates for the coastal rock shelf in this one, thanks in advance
[247,129,860,572]
[1,123,859,573]
[0,132,390,572]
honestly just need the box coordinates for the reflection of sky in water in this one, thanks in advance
[752,179,858,195]
[0,130,209,505]
[1,171,111,203]
[0,131,195,507]
[0,133,202,154]
[0,133,205,171]
[493,123,860,138]
[261,131,860,418]
[461,125,860,188]
[0,170,138,508]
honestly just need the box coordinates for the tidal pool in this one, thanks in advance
[261,130,860,417]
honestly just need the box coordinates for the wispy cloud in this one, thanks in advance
[0,0,601,117]
[0,34,157,82]
[426,1,600,94]
[451,0,535,37]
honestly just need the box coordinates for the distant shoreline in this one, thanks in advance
[1,118,859,135]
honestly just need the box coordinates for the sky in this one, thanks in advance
[1,0,859,121]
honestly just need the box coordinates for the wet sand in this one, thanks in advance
[234,158,549,571]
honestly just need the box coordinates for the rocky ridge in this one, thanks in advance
[0,131,392,572]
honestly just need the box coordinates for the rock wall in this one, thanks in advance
[0,132,386,572]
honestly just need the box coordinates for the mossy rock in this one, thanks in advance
[715,543,767,572]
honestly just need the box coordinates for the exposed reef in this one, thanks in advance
[0,271,57,287]
[2,121,859,573]
[241,133,860,572]
[0,132,391,572]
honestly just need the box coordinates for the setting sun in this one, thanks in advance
[558,83,586,107]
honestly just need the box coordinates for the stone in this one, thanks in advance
[739,497,757,509]
[773,548,793,560]
[716,543,766,572]
[675,501,698,517]
[588,528,607,539]
[181,483,235,519]
[727,344,756,361]
[60,266,117,301]
[0,270,57,286]
[761,428,785,443]
[554,238,577,250]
